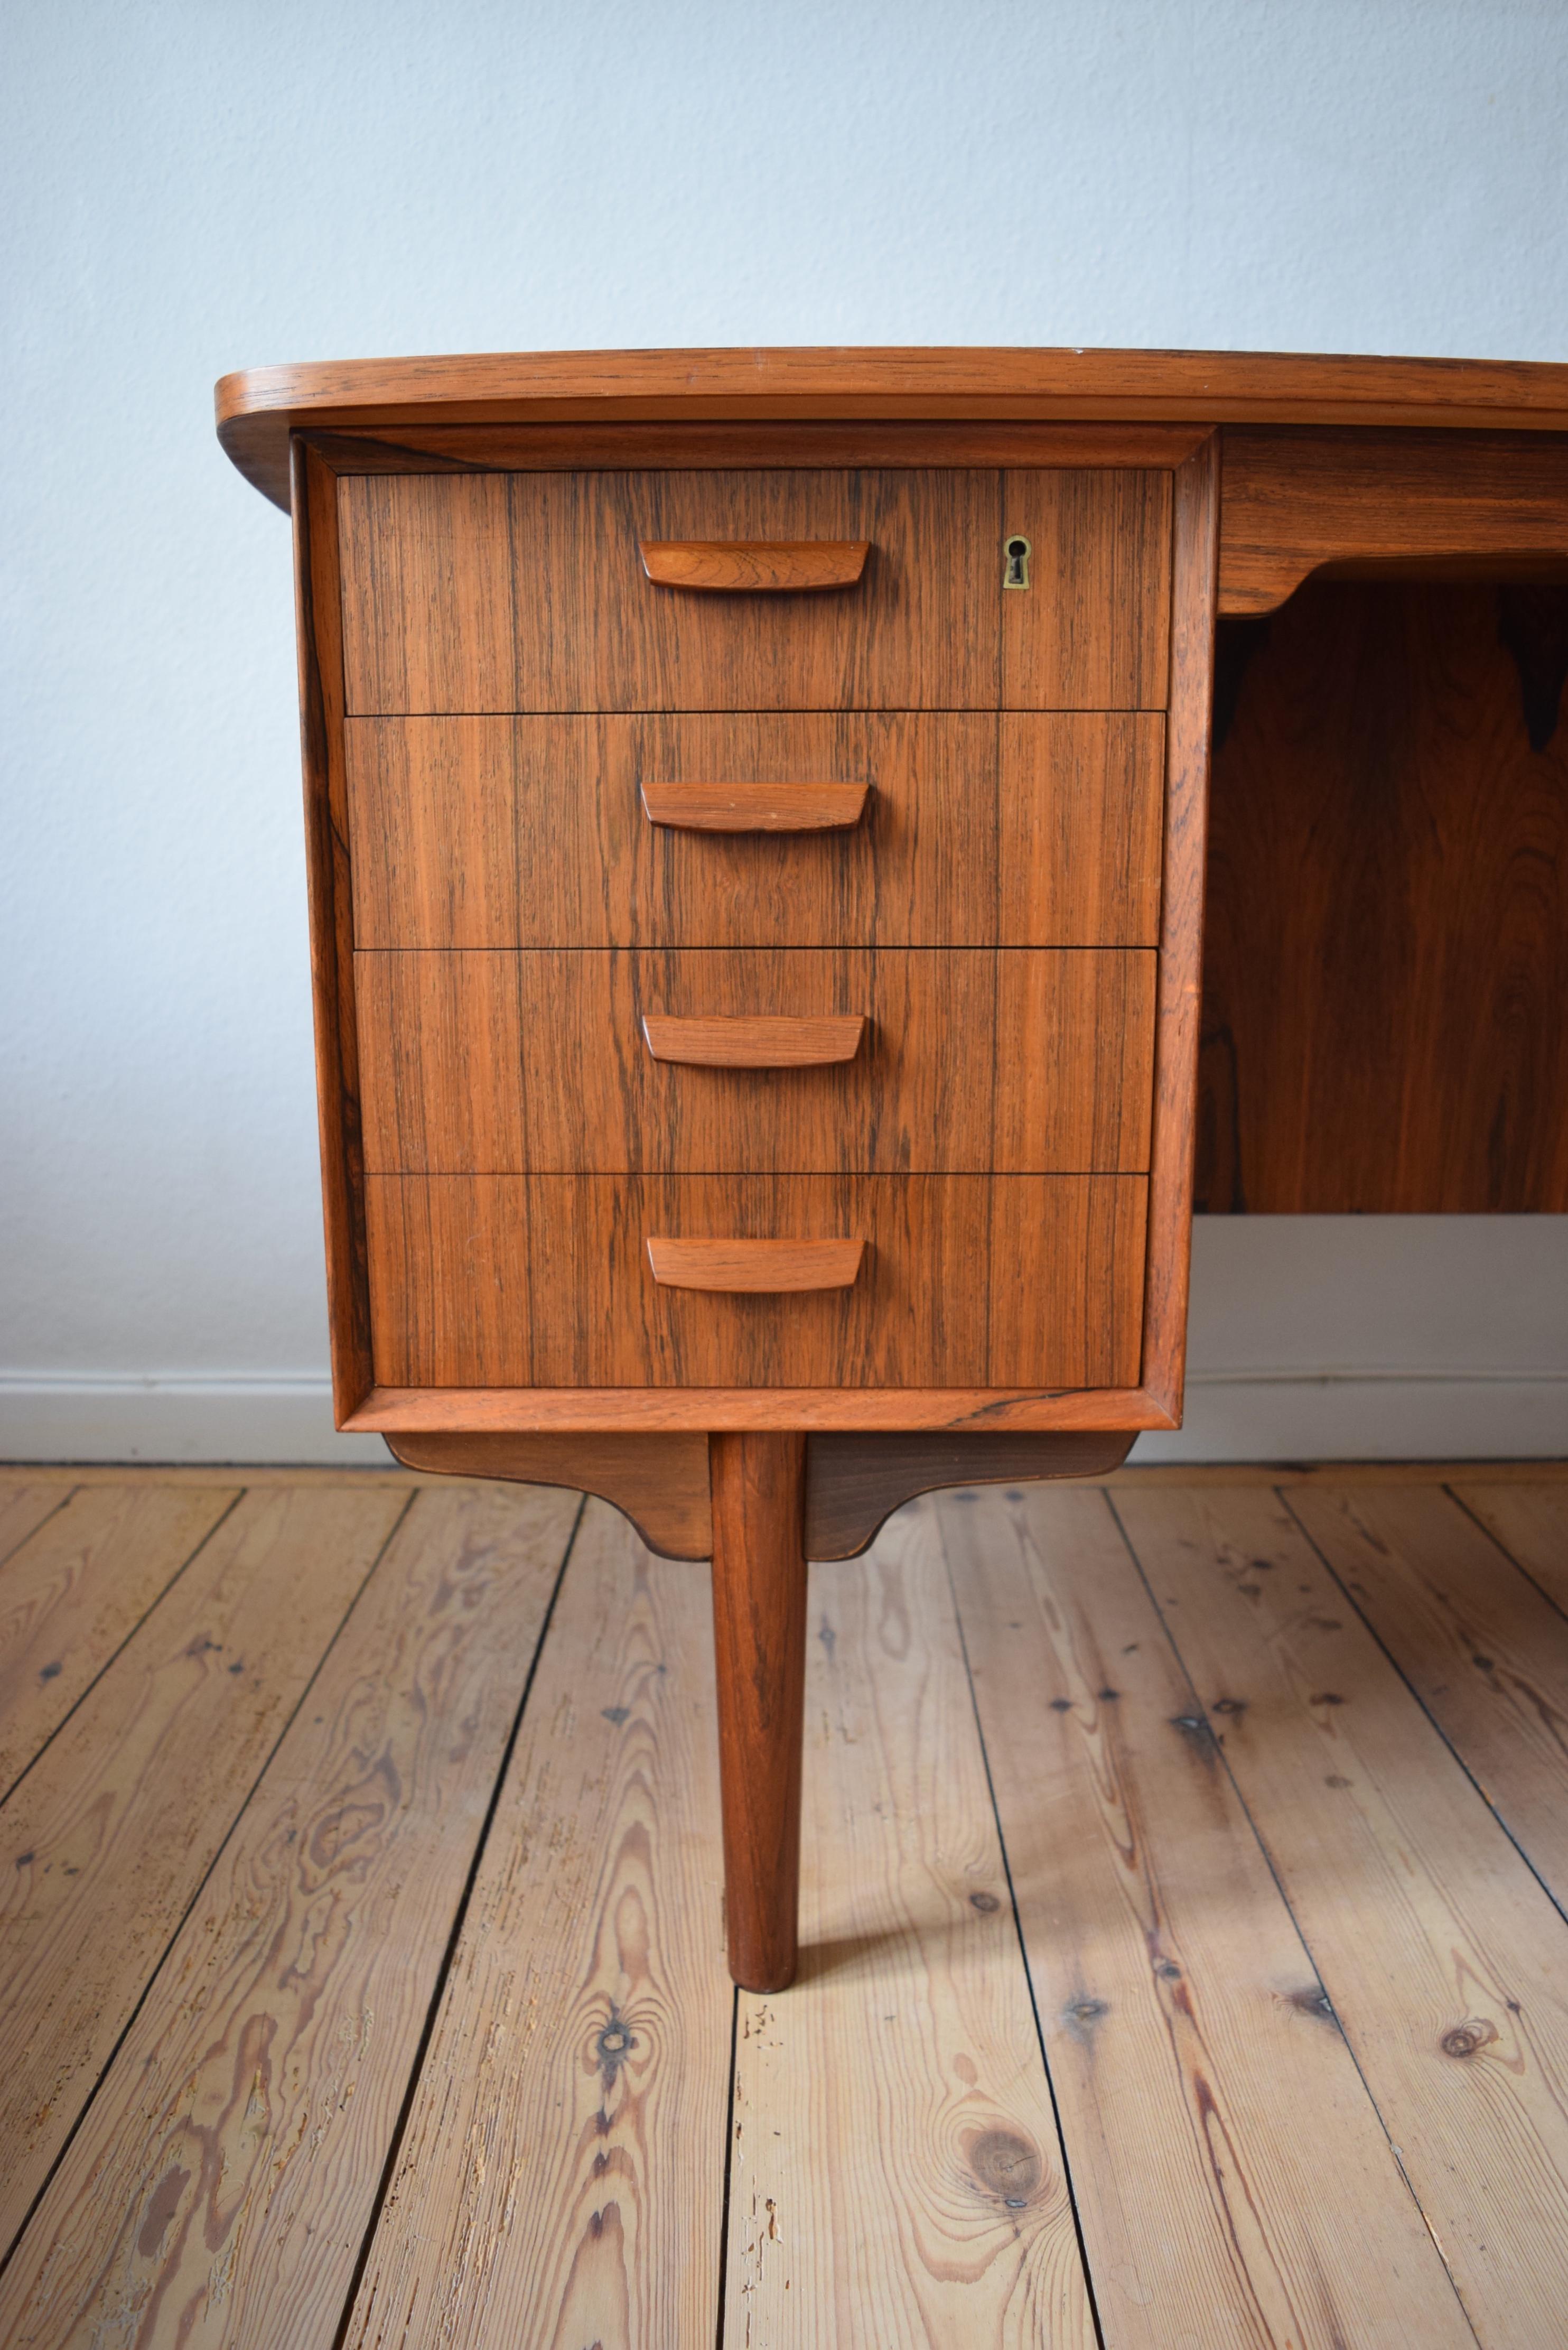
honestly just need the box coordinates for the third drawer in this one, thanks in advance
[357,947,1156,1174]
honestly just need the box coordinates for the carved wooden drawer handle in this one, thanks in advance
[642,1014,866,1068]
[640,540,870,591]
[640,780,871,832]
[646,1236,866,1292]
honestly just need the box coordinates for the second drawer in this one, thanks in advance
[357,948,1155,1174]
[344,712,1166,950]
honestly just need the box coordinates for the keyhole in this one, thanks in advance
[1004,534,1031,590]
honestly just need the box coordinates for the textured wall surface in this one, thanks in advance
[3,0,1565,1460]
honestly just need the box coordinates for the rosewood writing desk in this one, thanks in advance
[216,348,1568,1990]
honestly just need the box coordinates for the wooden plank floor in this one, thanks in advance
[2,1462,1567,2347]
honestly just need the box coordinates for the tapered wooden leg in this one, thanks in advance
[708,1431,809,1992]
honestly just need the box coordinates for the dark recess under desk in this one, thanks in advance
[1198,576,1568,1213]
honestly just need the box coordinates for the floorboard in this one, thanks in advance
[0,1484,406,2254]
[0,1482,240,1801]
[1114,1482,1568,2350]
[942,1482,1471,2350]
[342,1500,733,2350]
[0,1481,577,2348]
[0,1484,73,1569]
[1451,1480,1568,1619]
[1287,1482,1568,1905]
[2,1465,1566,2347]
[725,1503,1096,2350]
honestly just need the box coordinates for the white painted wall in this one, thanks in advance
[3,0,1566,1464]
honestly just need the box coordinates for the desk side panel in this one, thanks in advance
[294,438,374,1418]
[1138,434,1219,1420]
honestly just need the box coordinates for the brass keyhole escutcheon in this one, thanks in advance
[1003,534,1031,590]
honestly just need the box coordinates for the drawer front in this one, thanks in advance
[357,949,1155,1175]
[346,712,1165,950]
[337,468,1171,714]
[1001,468,1173,705]
[365,1174,1147,1389]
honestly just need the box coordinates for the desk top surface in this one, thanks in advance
[216,345,1568,511]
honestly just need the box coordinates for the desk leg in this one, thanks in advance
[709,1430,809,1992]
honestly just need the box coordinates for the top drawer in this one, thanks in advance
[337,468,1172,715]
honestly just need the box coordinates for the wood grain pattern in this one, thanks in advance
[340,468,1000,713]
[0,1483,238,1801]
[641,776,870,829]
[11,1462,1568,2339]
[996,712,1167,949]
[0,1485,405,2252]
[341,1502,731,2350]
[1219,426,1568,615]
[356,949,1155,1174]
[346,712,1165,951]
[216,346,1568,512]
[363,1173,1147,1390]
[1287,1483,1568,1905]
[710,1432,808,1990]
[802,1428,1133,1559]
[1001,466,1172,707]
[641,1010,867,1066]
[1198,578,1568,1212]
[1114,1482,1568,2344]
[725,1505,1097,2345]
[996,952,1155,1171]
[338,468,1171,714]
[0,1484,68,1568]
[384,1428,713,1558]
[296,439,375,1417]
[347,1381,1172,1435]
[0,1484,576,2347]
[647,1234,866,1293]
[1452,1480,1568,1617]
[1140,435,1218,1418]
[640,536,870,589]
[941,1484,1477,2350]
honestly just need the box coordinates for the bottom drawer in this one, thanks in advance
[366,1174,1146,1389]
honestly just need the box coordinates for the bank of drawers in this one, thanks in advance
[341,464,1172,1392]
